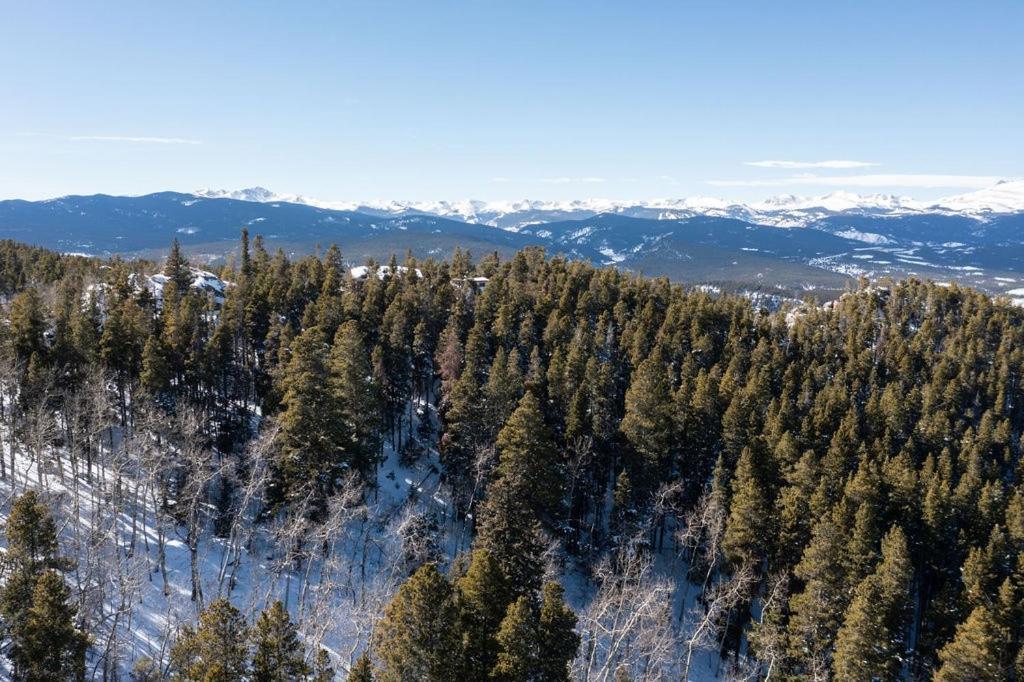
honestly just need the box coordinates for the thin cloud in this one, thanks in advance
[538,176,607,184]
[707,173,1007,189]
[744,160,879,169]
[70,135,201,145]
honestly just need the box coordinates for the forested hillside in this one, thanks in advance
[0,233,1022,680]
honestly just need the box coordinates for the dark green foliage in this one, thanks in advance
[330,320,383,476]
[372,564,461,682]
[274,325,347,508]
[165,238,193,293]
[251,601,309,682]
[491,597,539,681]
[456,549,514,678]
[169,598,250,681]
[722,441,773,568]
[474,475,547,600]
[537,582,579,682]
[934,605,1005,681]
[493,391,563,522]
[16,570,88,682]
[348,652,374,681]
[832,526,913,680]
[0,491,83,680]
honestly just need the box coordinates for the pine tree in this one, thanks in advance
[8,287,47,362]
[722,442,772,568]
[311,648,336,682]
[0,491,76,676]
[348,652,374,681]
[165,238,193,293]
[483,348,525,441]
[251,601,309,682]
[537,582,579,682]
[784,503,851,676]
[439,366,484,508]
[493,391,563,521]
[934,605,1005,682]
[774,449,819,568]
[611,469,638,541]
[169,598,250,681]
[330,320,383,476]
[832,526,913,681]
[372,564,461,682]
[16,570,88,682]
[491,597,539,681]
[274,326,346,508]
[475,475,547,600]
[140,334,172,397]
[456,549,514,678]
[620,347,674,487]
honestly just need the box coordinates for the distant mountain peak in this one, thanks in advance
[935,179,1024,214]
[194,187,280,202]
[184,180,1024,229]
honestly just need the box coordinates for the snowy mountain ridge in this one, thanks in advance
[193,180,1024,230]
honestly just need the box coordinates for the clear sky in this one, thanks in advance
[1,0,1021,202]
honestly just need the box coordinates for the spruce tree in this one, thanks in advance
[537,582,579,682]
[493,391,563,521]
[934,605,1005,682]
[275,326,346,508]
[169,598,250,681]
[251,601,309,682]
[16,570,88,681]
[475,475,547,600]
[140,335,172,397]
[311,648,335,682]
[165,238,193,293]
[456,549,514,678]
[611,469,638,541]
[620,347,674,487]
[0,491,76,676]
[491,597,539,681]
[8,287,47,362]
[722,442,771,568]
[349,652,374,681]
[372,564,461,682]
[330,320,383,476]
[832,526,913,681]
[784,503,851,676]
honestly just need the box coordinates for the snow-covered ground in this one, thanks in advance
[0,396,739,680]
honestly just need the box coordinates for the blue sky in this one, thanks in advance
[1,0,1021,202]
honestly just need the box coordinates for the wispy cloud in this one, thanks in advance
[488,176,511,183]
[538,176,607,184]
[69,135,201,145]
[744,160,879,169]
[707,173,1007,189]
[14,132,201,145]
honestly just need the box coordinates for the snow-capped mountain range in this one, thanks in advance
[195,180,1024,230]
[4,180,1024,300]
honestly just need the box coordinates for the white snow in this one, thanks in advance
[187,180,1024,234]
[598,245,627,263]
[833,229,893,245]
[935,179,1024,214]
[348,265,423,281]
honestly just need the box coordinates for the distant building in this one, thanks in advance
[450,276,489,293]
